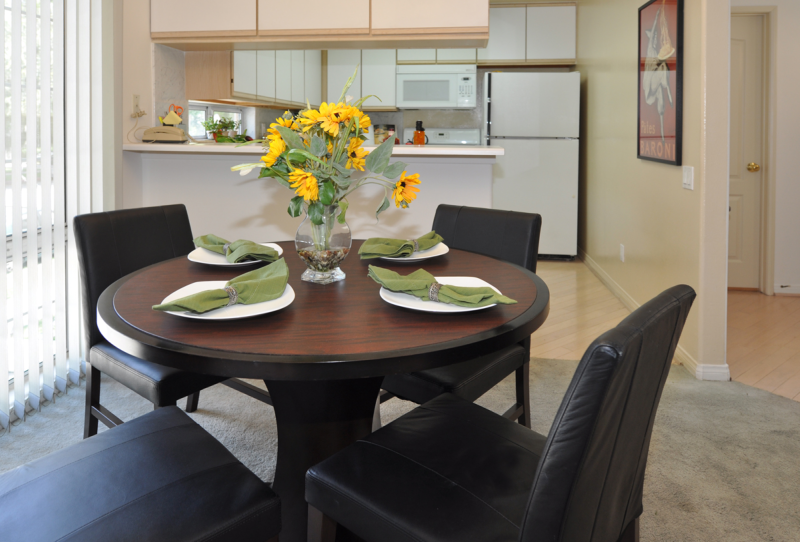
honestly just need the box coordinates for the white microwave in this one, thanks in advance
[396,65,477,109]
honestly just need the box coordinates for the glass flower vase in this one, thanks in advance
[295,204,352,284]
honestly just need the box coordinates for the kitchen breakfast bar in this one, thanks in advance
[121,142,504,241]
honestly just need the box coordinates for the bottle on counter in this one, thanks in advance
[413,120,426,145]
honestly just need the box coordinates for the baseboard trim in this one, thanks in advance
[578,248,730,381]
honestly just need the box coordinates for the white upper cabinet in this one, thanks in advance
[258,0,369,36]
[327,50,361,104]
[275,51,292,103]
[232,51,257,98]
[371,0,488,34]
[291,51,305,104]
[361,49,396,109]
[304,50,323,107]
[436,49,477,64]
[151,0,256,36]
[478,7,526,62]
[397,49,436,63]
[526,5,576,61]
[256,51,276,101]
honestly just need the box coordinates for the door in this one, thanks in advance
[232,51,257,99]
[304,50,322,107]
[291,51,305,105]
[728,15,764,289]
[362,49,397,108]
[526,5,576,61]
[327,49,361,103]
[477,7,526,63]
[256,51,276,102]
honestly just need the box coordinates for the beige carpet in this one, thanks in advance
[2,360,799,541]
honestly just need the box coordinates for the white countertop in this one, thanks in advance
[122,141,504,157]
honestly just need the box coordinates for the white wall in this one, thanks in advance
[731,0,800,293]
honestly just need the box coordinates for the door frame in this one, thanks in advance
[730,7,776,295]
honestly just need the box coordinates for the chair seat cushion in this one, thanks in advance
[382,344,527,404]
[0,406,280,542]
[90,341,225,406]
[306,393,546,542]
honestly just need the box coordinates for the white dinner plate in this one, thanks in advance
[188,243,283,267]
[380,242,450,262]
[160,281,295,320]
[379,276,500,313]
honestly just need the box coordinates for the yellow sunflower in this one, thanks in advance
[392,171,421,208]
[345,138,369,171]
[318,102,349,137]
[260,138,286,167]
[267,114,298,142]
[289,168,319,202]
[298,107,324,132]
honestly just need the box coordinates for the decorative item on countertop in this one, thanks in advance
[201,118,220,139]
[231,66,423,285]
[413,120,427,145]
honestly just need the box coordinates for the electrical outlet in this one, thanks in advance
[682,166,694,190]
[132,94,140,116]
[620,244,625,262]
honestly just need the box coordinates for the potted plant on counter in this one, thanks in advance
[201,118,219,139]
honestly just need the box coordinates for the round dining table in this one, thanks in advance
[97,240,550,542]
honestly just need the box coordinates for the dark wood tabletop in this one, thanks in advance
[98,240,550,380]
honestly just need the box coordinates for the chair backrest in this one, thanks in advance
[73,204,195,350]
[519,285,695,542]
[432,204,542,273]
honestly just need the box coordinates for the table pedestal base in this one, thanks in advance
[264,377,383,542]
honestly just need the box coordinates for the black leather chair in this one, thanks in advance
[74,205,225,438]
[0,406,281,541]
[307,285,695,542]
[380,205,542,427]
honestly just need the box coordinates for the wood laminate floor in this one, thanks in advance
[728,291,800,402]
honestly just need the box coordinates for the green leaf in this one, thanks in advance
[287,196,304,218]
[382,161,406,180]
[331,162,352,177]
[310,135,327,157]
[338,65,360,103]
[319,181,336,205]
[351,95,380,109]
[308,201,324,225]
[276,126,305,150]
[375,196,390,221]
[286,148,328,168]
[365,136,395,175]
[337,200,349,224]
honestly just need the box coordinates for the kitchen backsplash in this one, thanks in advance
[153,44,188,130]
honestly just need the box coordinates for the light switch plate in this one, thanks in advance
[682,166,694,190]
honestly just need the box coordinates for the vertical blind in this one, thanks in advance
[2,0,109,430]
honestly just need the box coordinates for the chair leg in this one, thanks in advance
[515,361,531,428]
[185,392,200,413]
[618,517,640,542]
[372,396,382,432]
[308,504,337,542]
[154,400,177,411]
[84,362,101,439]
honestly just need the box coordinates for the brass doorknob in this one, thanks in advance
[747,162,761,172]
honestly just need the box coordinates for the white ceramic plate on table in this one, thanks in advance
[187,243,283,267]
[379,276,500,313]
[380,242,450,262]
[160,281,295,320]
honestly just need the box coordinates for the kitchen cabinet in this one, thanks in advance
[232,51,257,99]
[185,51,233,101]
[327,49,361,104]
[397,49,436,64]
[436,49,477,64]
[256,51,276,102]
[151,0,257,37]
[304,50,323,107]
[291,51,305,105]
[276,51,292,103]
[526,5,576,61]
[371,0,488,35]
[258,0,370,36]
[478,6,526,63]
[361,49,396,109]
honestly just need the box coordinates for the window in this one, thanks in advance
[188,102,244,139]
[187,108,207,139]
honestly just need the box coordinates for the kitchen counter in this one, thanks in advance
[122,141,504,158]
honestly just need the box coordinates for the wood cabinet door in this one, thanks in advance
[327,50,361,104]
[371,0,488,34]
[526,5,576,61]
[276,51,292,103]
[151,0,256,37]
[258,0,369,36]
[361,49,396,109]
[291,51,305,105]
[304,50,323,107]
[256,51,276,101]
[436,49,477,64]
[232,51,257,99]
[478,6,526,63]
[397,49,436,64]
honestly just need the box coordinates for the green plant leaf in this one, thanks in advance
[319,181,336,205]
[382,161,406,180]
[351,95,380,109]
[286,148,328,168]
[287,196,304,217]
[310,135,327,157]
[276,126,305,150]
[308,201,324,225]
[338,65,360,103]
[331,162,352,177]
[375,196,390,221]
[365,136,395,175]
[337,200,349,224]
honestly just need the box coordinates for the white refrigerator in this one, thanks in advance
[485,72,581,257]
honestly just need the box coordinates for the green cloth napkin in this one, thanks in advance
[194,234,279,264]
[358,231,444,259]
[153,258,289,314]
[368,265,516,308]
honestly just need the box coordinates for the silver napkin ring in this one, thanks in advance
[223,242,231,254]
[224,286,238,306]
[429,282,442,303]
[407,239,419,252]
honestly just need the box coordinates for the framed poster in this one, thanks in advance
[638,0,683,165]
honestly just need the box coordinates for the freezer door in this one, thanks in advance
[491,139,579,256]
[486,72,580,138]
